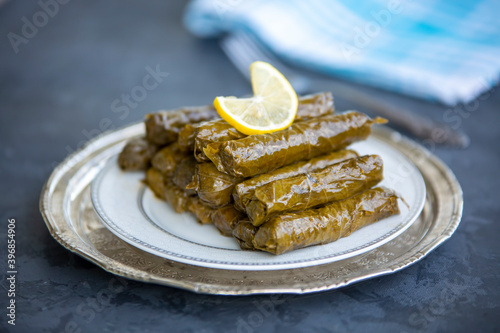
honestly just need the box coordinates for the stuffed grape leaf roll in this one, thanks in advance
[172,156,198,196]
[188,197,214,224]
[144,168,168,200]
[193,92,335,162]
[118,137,159,171]
[253,187,400,254]
[294,91,334,120]
[145,106,219,145]
[164,179,191,213]
[188,163,244,208]
[194,119,245,162]
[245,155,384,226]
[232,220,258,251]
[204,111,386,177]
[232,149,358,211]
[177,124,198,153]
[212,205,246,236]
[151,143,190,177]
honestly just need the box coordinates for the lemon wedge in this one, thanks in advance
[214,61,298,135]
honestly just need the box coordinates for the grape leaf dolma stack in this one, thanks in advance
[117,92,402,255]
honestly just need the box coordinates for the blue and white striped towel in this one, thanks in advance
[184,0,500,105]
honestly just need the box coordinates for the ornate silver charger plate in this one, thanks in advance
[40,122,463,295]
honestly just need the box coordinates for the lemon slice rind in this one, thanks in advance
[214,61,298,135]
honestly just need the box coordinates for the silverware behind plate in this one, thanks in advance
[220,32,470,148]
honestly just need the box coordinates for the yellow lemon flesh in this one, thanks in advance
[214,61,298,135]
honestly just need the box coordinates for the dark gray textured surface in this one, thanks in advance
[1,1,499,332]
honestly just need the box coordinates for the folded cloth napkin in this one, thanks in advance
[184,0,500,105]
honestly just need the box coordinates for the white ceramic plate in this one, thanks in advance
[91,136,426,271]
